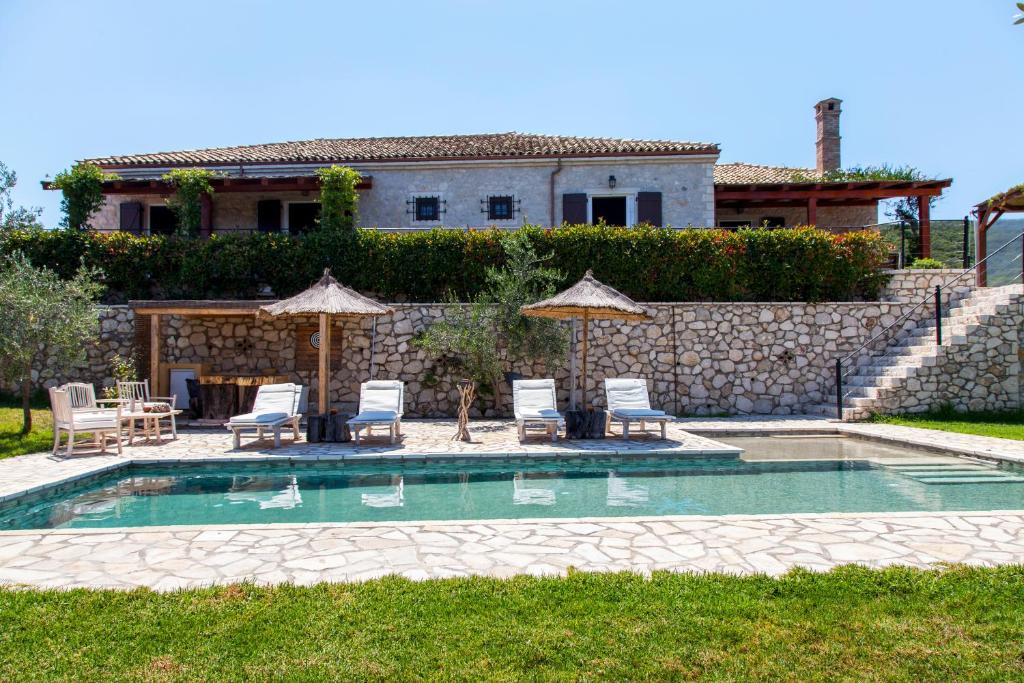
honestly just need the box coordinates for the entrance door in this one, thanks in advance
[591,196,628,226]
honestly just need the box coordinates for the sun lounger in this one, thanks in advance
[347,380,404,446]
[604,378,675,439]
[513,379,564,442]
[226,383,304,449]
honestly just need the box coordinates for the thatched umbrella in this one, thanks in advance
[521,269,648,408]
[261,269,393,414]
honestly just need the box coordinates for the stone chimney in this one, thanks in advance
[814,98,842,174]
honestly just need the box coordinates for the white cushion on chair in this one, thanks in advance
[349,411,398,424]
[605,378,653,411]
[249,384,299,415]
[229,412,290,425]
[358,381,403,415]
[513,379,561,421]
[612,408,667,418]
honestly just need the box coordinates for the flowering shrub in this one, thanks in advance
[0,225,891,303]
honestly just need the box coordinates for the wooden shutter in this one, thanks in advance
[562,193,587,225]
[257,200,282,232]
[119,202,143,233]
[637,192,662,227]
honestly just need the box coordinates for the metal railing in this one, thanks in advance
[832,230,1024,420]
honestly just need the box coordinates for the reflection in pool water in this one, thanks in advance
[3,438,1023,530]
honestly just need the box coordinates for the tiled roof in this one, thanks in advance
[714,162,820,185]
[87,132,719,168]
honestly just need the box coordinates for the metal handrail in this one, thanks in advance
[832,229,1024,419]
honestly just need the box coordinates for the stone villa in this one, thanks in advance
[55,98,949,242]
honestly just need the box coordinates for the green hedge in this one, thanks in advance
[0,225,891,303]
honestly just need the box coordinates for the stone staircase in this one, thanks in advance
[807,284,1024,420]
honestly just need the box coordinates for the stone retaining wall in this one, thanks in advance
[24,274,1020,418]
[881,269,973,303]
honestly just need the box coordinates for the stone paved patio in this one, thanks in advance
[2,511,1023,591]
[3,417,1024,591]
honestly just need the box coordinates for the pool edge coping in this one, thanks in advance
[3,508,1024,538]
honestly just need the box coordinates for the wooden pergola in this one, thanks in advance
[130,300,269,397]
[715,179,952,256]
[43,174,372,237]
[973,184,1024,286]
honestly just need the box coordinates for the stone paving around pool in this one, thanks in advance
[4,417,1024,591]
[2,512,1023,590]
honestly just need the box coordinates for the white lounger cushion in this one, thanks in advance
[513,379,562,421]
[605,378,655,411]
[349,410,398,423]
[229,384,299,424]
[612,408,668,418]
[357,381,404,415]
[230,411,290,424]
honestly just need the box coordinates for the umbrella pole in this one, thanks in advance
[581,310,589,409]
[318,313,330,414]
[568,318,578,411]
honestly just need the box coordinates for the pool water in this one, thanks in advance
[3,437,1024,530]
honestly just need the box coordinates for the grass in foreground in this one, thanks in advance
[869,406,1024,441]
[0,396,52,460]
[2,566,1024,681]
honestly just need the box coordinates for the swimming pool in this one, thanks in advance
[4,436,1024,530]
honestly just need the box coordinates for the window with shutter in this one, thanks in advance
[636,192,663,227]
[562,193,587,225]
[119,202,143,233]
[257,200,283,232]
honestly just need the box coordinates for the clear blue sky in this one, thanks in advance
[2,0,1021,225]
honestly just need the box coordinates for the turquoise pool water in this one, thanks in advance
[3,437,1024,530]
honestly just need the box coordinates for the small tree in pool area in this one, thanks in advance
[317,166,361,232]
[415,232,569,438]
[163,168,217,237]
[484,231,568,370]
[0,253,104,433]
[414,296,502,436]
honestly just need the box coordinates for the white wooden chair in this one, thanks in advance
[512,379,564,442]
[604,378,675,439]
[347,381,405,446]
[63,382,123,413]
[49,387,123,457]
[226,383,304,449]
[117,380,179,439]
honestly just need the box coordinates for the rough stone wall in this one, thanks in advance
[27,277,1020,419]
[880,269,974,302]
[90,158,716,232]
[28,306,135,391]
[25,300,918,417]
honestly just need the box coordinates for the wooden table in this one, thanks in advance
[123,409,183,445]
[199,375,289,420]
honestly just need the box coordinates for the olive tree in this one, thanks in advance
[0,162,43,231]
[0,254,103,433]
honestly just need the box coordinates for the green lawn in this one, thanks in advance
[1,566,1024,680]
[869,407,1024,441]
[0,403,52,460]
